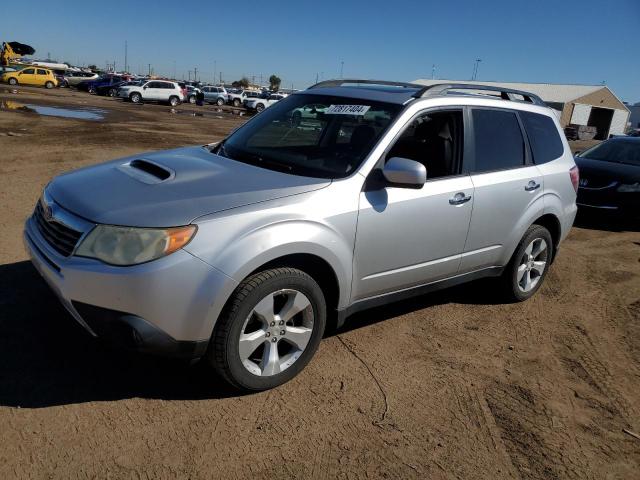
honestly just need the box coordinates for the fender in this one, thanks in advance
[496,194,546,266]
[543,190,576,243]
[210,219,353,306]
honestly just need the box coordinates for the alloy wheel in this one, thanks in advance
[239,289,314,377]
[517,238,548,293]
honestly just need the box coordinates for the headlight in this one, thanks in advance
[617,182,640,192]
[76,224,197,266]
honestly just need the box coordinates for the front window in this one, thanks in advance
[580,140,640,167]
[216,94,402,178]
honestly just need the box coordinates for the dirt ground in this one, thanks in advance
[0,86,638,479]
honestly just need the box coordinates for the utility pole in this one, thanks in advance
[188,70,191,82]
[472,58,482,80]
[219,71,222,85]
[148,64,151,77]
[194,67,197,82]
[213,60,217,84]
[431,64,436,79]
[340,60,344,78]
[315,72,319,84]
[124,40,128,73]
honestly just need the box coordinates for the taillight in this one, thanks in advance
[569,166,579,192]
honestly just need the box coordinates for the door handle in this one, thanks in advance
[449,192,472,205]
[525,181,541,191]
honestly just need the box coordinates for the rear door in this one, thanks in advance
[459,108,544,272]
[36,69,49,85]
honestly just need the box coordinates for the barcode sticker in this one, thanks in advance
[324,105,371,115]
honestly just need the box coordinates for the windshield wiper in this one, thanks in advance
[242,151,295,173]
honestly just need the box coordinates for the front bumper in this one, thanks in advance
[24,213,237,359]
[577,188,640,213]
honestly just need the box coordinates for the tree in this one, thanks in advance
[269,74,281,92]
[232,77,250,88]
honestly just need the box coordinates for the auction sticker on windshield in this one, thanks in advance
[325,105,371,115]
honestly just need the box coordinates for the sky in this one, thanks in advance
[5,0,639,102]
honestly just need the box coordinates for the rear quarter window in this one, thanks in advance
[521,111,564,164]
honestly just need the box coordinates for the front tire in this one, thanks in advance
[501,225,553,302]
[130,92,142,103]
[88,85,96,94]
[209,268,326,391]
[189,95,196,104]
[216,97,224,106]
[255,103,265,113]
[108,88,117,97]
[233,98,241,107]
[8,77,18,85]
[45,81,54,89]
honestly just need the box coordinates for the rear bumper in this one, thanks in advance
[23,214,237,359]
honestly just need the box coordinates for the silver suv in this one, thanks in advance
[24,80,578,391]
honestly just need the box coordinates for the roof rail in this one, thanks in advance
[414,83,546,106]
[308,79,421,90]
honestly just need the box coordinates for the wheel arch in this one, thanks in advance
[250,253,341,323]
[531,213,562,262]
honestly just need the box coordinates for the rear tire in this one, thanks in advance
[256,103,265,113]
[88,85,96,94]
[189,95,196,104]
[130,92,142,103]
[233,98,241,107]
[209,268,326,391]
[45,81,54,89]
[501,225,553,302]
[108,88,117,97]
[8,78,18,85]
[216,97,224,106]
[169,96,179,107]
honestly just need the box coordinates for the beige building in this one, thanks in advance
[413,79,630,139]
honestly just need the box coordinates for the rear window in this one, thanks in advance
[472,109,525,172]
[521,111,564,164]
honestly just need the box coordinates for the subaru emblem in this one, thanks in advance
[43,204,53,221]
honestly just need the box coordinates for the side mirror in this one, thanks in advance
[382,157,426,188]
[143,86,147,90]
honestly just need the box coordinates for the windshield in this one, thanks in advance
[217,94,402,178]
[580,140,640,167]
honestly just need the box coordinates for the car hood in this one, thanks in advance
[48,146,331,227]
[575,156,640,182]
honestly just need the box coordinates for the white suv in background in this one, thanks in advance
[118,80,184,106]
[228,89,261,107]
[245,93,287,112]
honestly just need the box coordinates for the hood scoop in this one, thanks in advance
[117,159,175,184]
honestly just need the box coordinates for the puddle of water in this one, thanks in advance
[0,99,105,121]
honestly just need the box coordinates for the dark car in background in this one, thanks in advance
[575,137,640,216]
[77,74,128,93]
[95,80,141,97]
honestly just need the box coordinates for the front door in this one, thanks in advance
[19,68,36,85]
[352,109,474,301]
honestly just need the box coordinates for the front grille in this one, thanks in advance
[580,176,617,189]
[33,201,83,256]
